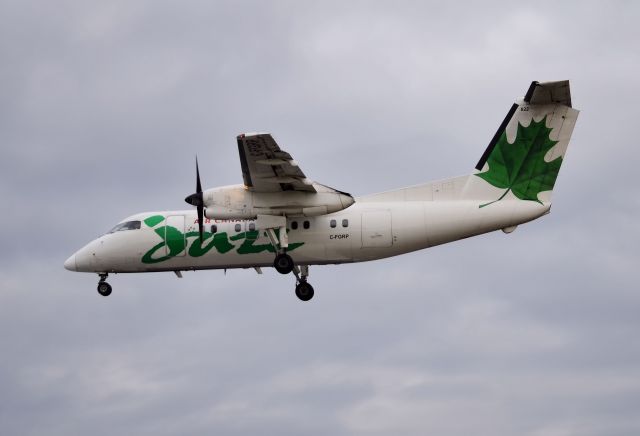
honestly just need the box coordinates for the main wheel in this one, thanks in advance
[97,281,112,297]
[273,253,294,274]
[295,281,314,301]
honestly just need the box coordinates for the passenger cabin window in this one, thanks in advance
[210,225,217,234]
[234,223,241,232]
[249,222,256,231]
[291,221,298,230]
[330,219,336,228]
[108,220,141,233]
[303,220,310,229]
[342,219,349,228]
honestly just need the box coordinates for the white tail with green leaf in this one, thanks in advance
[463,80,579,207]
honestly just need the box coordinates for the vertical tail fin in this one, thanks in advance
[463,80,579,206]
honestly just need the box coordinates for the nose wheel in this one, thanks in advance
[97,274,112,297]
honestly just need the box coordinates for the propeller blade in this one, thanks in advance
[196,156,202,194]
[184,156,206,243]
[197,203,204,243]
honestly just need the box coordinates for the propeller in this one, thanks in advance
[184,156,205,242]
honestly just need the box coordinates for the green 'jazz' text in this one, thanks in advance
[141,215,304,264]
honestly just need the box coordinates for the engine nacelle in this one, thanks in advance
[203,184,354,220]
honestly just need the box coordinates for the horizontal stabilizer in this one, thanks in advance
[524,80,572,108]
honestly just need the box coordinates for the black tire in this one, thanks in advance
[273,253,294,274]
[97,282,112,297]
[295,281,314,301]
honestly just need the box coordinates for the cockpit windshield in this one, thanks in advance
[108,220,141,233]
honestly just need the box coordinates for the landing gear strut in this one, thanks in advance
[293,265,314,301]
[260,216,315,301]
[97,273,112,297]
[265,224,294,275]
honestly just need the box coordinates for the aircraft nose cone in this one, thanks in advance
[64,254,77,271]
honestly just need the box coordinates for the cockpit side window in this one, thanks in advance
[108,220,141,233]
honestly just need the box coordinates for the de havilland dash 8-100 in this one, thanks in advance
[65,80,579,301]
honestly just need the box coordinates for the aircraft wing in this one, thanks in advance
[236,133,317,193]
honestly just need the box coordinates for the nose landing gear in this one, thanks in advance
[97,273,112,297]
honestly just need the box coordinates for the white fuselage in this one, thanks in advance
[63,79,579,302]
[65,197,549,274]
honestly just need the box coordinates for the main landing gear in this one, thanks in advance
[97,273,112,297]
[294,265,314,301]
[274,251,315,301]
[263,221,315,301]
[273,252,294,274]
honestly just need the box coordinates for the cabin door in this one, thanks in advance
[361,211,392,248]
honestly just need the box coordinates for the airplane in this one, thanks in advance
[64,80,579,301]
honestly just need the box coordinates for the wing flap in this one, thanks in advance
[237,133,316,193]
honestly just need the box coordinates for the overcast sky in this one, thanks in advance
[1,1,639,435]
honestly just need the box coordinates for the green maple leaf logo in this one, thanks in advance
[476,116,562,208]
